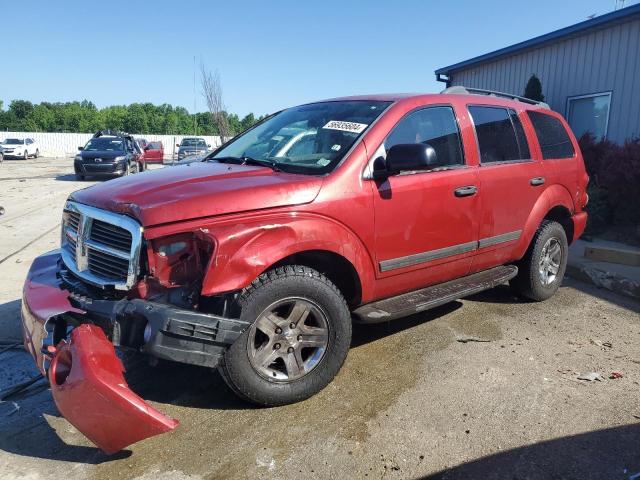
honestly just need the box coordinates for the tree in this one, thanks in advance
[9,100,34,120]
[240,113,256,132]
[524,74,545,102]
[200,63,231,140]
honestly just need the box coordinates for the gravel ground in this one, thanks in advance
[0,157,639,480]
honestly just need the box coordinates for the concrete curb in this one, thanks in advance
[566,262,640,300]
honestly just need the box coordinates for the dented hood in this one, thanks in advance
[70,162,323,226]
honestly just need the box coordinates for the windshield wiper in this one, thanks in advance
[212,156,281,171]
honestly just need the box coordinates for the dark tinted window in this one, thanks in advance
[469,106,527,163]
[510,110,530,159]
[385,106,464,167]
[527,111,575,159]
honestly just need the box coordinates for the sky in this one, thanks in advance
[1,0,636,117]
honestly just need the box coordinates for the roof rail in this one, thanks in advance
[93,129,134,139]
[440,85,550,109]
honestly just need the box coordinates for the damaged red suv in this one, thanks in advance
[22,87,588,453]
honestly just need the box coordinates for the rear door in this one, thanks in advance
[371,105,480,291]
[467,105,544,271]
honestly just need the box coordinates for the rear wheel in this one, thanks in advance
[510,220,568,301]
[219,265,352,406]
[34,149,39,158]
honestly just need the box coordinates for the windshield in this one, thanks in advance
[83,138,125,152]
[181,138,206,147]
[4,139,23,145]
[212,100,391,174]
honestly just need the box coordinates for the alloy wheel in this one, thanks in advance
[247,297,330,382]
[539,237,562,286]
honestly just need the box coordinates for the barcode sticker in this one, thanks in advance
[323,120,368,134]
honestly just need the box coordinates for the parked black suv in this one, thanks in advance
[74,130,145,180]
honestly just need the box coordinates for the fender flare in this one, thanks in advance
[200,214,376,302]
[514,184,575,259]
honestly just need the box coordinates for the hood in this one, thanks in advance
[70,162,323,226]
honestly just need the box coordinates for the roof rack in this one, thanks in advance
[92,129,134,139]
[440,86,550,109]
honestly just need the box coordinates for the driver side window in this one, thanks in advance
[384,106,464,167]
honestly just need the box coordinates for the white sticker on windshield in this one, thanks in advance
[317,158,331,166]
[323,120,368,134]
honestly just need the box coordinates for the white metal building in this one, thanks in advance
[435,4,640,144]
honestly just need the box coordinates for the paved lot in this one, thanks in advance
[1,157,639,480]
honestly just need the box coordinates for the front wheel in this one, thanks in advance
[219,265,352,406]
[34,149,39,158]
[23,150,28,160]
[510,220,568,301]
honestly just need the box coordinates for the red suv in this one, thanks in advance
[22,88,588,453]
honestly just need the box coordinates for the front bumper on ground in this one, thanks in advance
[22,249,248,453]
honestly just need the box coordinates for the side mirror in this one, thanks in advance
[176,143,180,147]
[384,143,439,175]
[144,145,150,150]
[78,146,84,151]
[207,144,211,148]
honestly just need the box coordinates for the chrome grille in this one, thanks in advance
[90,219,133,251]
[88,249,130,279]
[60,201,143,290]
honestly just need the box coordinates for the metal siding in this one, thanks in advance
[447,18,640,143]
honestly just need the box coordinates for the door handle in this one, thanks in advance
[454,185,477,197]
[530,177,545,186]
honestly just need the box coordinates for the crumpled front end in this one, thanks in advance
[21,249,178,454]
[21,250,84,374]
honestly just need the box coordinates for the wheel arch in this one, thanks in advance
[514,185,575,259]
[270,250,362,308]
[543,205,574,245]
[199,214,376,305]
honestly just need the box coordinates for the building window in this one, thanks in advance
[566,92,611,141]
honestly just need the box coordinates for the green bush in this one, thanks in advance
[579,133,640,228]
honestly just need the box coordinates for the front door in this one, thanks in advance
[371,105,480,296]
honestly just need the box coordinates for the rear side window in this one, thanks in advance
[469,106,529,163]
[527,111,575,159]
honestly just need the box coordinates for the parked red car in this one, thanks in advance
[143,141,164,163]
[22,88,588,453]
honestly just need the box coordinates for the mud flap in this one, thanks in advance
[49,324,178,454]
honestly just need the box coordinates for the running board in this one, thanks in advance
[353,265,518,324]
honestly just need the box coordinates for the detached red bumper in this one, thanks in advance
[49,325,178,454]
[21,250,178,454]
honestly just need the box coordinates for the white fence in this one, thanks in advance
[0,132,224,159]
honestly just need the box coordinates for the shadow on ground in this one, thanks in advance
[423,423,640,480]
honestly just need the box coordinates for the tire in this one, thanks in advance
[23,150,28,160]
[219,265,352,406]
[510,220,568,301]
[123,162,131,176]
[0,153,3,163]
[34,149,39,158]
